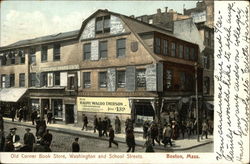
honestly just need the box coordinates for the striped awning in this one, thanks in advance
[0,88,27,102]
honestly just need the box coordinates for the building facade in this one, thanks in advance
[0,9,202,130]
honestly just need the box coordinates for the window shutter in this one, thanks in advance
[107,68,116,91]
[146,64,157,91]
[91,40,99,61]
[126,66,135,91]
[5,75,10,88]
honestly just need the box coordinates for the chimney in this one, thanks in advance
[157,8,161,14]
[165,7,168,13]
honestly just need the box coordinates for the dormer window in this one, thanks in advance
[95,15,110,34]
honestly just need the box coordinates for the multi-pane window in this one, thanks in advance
[178,44,183,58]
[10,53,15,64]
[30,73,36,87]
[29,48,36,64]
[41,73,48,87]
[53,44,60,61]
[54,72,60,86]
[184,46,190,60]
[99,41,107,59]
[171,42,176,57]
[117,39,126,57]
[83,43,91,60]
[154,37,161,54]
[95,15,110,34]
[19,73,25,87]
[180,72,186,90]
[99,72,107,88]
[163,40,168,56]
[83,72,91,88]
[1,75,6,88]
[1,56,7,66]
[203,54,210,69]
[117,71,126,88]
[136,69,146,88]
[166,70,173,89]
[19,51,25,64]
[190,48,195,61]
[10,74,15,87]
[41,46,48,62]
[204,76,210,94]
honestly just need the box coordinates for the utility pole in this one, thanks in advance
[195,62,200,142]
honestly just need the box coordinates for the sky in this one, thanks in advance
[0,1,197,46]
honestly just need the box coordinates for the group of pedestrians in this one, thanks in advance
[9,106,29,122]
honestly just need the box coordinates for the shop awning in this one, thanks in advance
[0,88,27,102]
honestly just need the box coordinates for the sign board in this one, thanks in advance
[40,64,79,72]
[77,97,131,114]
[110,15,126,34]
[146,64,157,91]
[191,11,207,23]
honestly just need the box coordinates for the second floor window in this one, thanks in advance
[10,74,15,87]
[10,54,15,64]
[154,37,161,54]
[99,72,107,88]
[1,75,6,88]
[54,72,60,86]
[29,48,36,64]
[171,42,176,57]
[190,48,195,61]
[19,51,25,64]
[83,43,91,60]
[184,46,190,60]
[83,72,91,88]
[136,69,146,88]
[117,70,125,88]
[19,73,25,87]
[99,41,107,59]
[95,15,110,34]
[163,39,168,56]
[117,39,126,57]
[41,73,48,87]
[41,46,48,62]
[30,73,36,87]
[53,44,60,61]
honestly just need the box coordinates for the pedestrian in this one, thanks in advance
[23,128,36,152]
[23,106,28,122]
[0,115,4,132]
[97,117,103,137]
[162,124,172,147]
[180,121,186,139]
[150,123,160,146]
[93,115,98,133]
[35,117,41,137]
[33,138,52,152]
[144,137,154,152]
[108,125,118,148]
[201,120,208,139]
[114,116,121,134]
[0,131,5,152]
[43,129,53,147]
[157,121,163,143]
[171,120,179,140]
[143,121,149,139]
[72,137,80,152]
[4,136,14,152]
[37,118,47,138]
[126,128,135,152]
[186,120,192,139]
[31,110,38,125]
[107,117,111,130]
[18,107,23,122]
[81,114,88,131]
[47,109,52,124]
[102,117,108,137]
[208,119,213,135]
[10,107,16,122]
[7,128,20,143]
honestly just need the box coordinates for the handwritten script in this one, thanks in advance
[214,1,249,163]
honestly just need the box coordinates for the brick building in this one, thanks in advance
[0,9,202,129]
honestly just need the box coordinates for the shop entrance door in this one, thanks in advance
[65,104,74,124]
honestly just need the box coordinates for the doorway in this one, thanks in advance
[65,104,74,124]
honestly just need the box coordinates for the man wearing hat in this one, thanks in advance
[72,137,80,152]
[162,123,173,147]
[23,128,36,151]
[7,128,20,143]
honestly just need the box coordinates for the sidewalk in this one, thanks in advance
[3,117,213,151]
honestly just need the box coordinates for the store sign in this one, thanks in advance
[77,97,131,114]
[191,11,207,23]
[40,64,79,72]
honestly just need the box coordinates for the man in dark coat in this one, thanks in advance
[93,115,98,133]
[102,117,108,137]
[43,129,53,147]
[0,131,5,152]
[23,128,36,151]
[108,125,118,148]
[126,128,135,152]
[4,136,14,152]
[163,124,172,147]
[143,121,149,139]
[7,128,20,143]
[115,116,121,134]
[18,107,23,122]
[33,138,52,152]
[150,123,160,146]
[47,109,52,124]
[31,110,38,125]
[23,106,28,122]
[37,118,47,138]
[97,118,103,137]
[81,114,88,131]
[10,107,16,122]
[72,137,80,152]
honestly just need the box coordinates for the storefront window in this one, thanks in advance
[52,99,63,119]
[30,99,39,111]
[134,102,155,125]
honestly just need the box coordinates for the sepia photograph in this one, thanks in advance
[0,0,249,163]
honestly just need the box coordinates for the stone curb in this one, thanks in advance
[4,118,213,151]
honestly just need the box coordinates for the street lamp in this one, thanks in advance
[195,62,200,142]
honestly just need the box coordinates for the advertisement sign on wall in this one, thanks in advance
[77,97,131,114]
